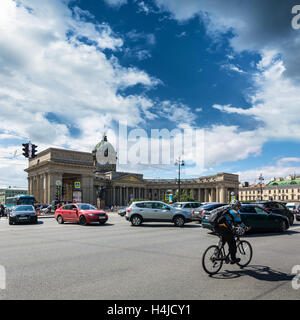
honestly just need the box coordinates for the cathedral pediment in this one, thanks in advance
[115,175,144,183]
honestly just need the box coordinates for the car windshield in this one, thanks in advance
[77,204,97,210]
[14,206,34,211]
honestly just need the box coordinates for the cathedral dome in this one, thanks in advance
[93,134,117,166]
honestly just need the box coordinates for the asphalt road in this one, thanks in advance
[0,214,299,300]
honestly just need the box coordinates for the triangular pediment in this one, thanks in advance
[114,174,144,183]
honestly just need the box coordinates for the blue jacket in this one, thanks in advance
[221,209,246,229]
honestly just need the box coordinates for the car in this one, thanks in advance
[40,205,52,215]
[125,201,193,227]
[286,202,300,221]
[171,202,203,213]
[118,207,127,217]
[55,203,108,225]
[35,204,49,214]
[192,202,226,222]
[254,201,294,226]
[9,205,38,225]
[201,204,290,233]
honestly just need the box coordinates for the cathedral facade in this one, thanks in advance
[25,135,239,207]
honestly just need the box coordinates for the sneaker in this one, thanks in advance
[230,258,241,264]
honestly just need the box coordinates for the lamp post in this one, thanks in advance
[175,157,184,202]
[258,173,264,201]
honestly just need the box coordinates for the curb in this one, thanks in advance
[38,215,55,219]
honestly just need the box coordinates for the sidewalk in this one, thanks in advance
[38,214,55,219]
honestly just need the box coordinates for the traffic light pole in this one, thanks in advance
[175,157,184,202]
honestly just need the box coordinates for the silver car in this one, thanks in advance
[125,201,192,227]
[171,202,203,213]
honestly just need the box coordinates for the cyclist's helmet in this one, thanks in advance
[230,199,241,208]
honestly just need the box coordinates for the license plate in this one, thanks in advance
[19,217,28,220]
[99,216,106,219]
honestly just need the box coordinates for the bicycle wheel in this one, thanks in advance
[202,245,223,275]
[236,240,252,268]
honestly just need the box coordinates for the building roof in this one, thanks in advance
[267,178,300,187]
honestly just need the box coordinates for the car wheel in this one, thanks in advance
[173,215,185,227]
[79,215,87,226]
[9,219,13,225]
[131,215,142,226]
[57,215,64,224]
[280,221,288,232]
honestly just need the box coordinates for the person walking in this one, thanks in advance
[0,203,5,218]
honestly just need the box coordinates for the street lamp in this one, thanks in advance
[175,156,184,202]
[258,173,264,201]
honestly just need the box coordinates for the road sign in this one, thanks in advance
[74,182,81,189]
[56,180,62,187]
[165,194,169,201]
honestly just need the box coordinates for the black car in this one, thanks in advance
[254,201,294,225]
[193,202,226,222]
[202,204,290,233]
[9,205,38,225]
[286,202,300,222]
[239,204,290,232]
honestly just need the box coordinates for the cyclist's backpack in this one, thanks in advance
[208,205,231,226]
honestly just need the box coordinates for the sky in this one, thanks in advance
[1,0,300,188]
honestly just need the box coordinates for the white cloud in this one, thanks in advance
[220,63,246,74]
[214,54,300,141]
[236,158,300,184]
[0,0,159,150]
[103,0,128,8]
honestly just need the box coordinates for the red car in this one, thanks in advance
[55,203,108,225]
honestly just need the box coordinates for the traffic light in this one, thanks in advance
[56,186,61,201]
[31,144,38,158]
[22,143,29,158]
[61,187,65,197]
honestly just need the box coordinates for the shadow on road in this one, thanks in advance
[211,265,294,282]
[244,230,300,238]
[134,224,202,229]
[9,221,44,226]
[57,222,114,227]
[206,230,300,238]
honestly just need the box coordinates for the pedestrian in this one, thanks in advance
[0,203,4,218]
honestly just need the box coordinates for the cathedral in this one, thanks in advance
[25,134,239,207]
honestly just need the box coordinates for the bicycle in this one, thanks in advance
[202,227,253,275]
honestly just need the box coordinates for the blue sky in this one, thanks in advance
[1,0,300,187]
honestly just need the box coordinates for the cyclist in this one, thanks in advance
[214,200,248,264]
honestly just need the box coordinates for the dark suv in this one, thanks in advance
[254,201,294,225]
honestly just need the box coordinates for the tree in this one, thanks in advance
[180,189,189,202]
[188,190,194,201]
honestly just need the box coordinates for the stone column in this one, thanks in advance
[216,187,220,202]
[81,175,94,204]
[212,188,216,202]
[204,189,208,202]
[220,187,227,203]
[125,187,129,205]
